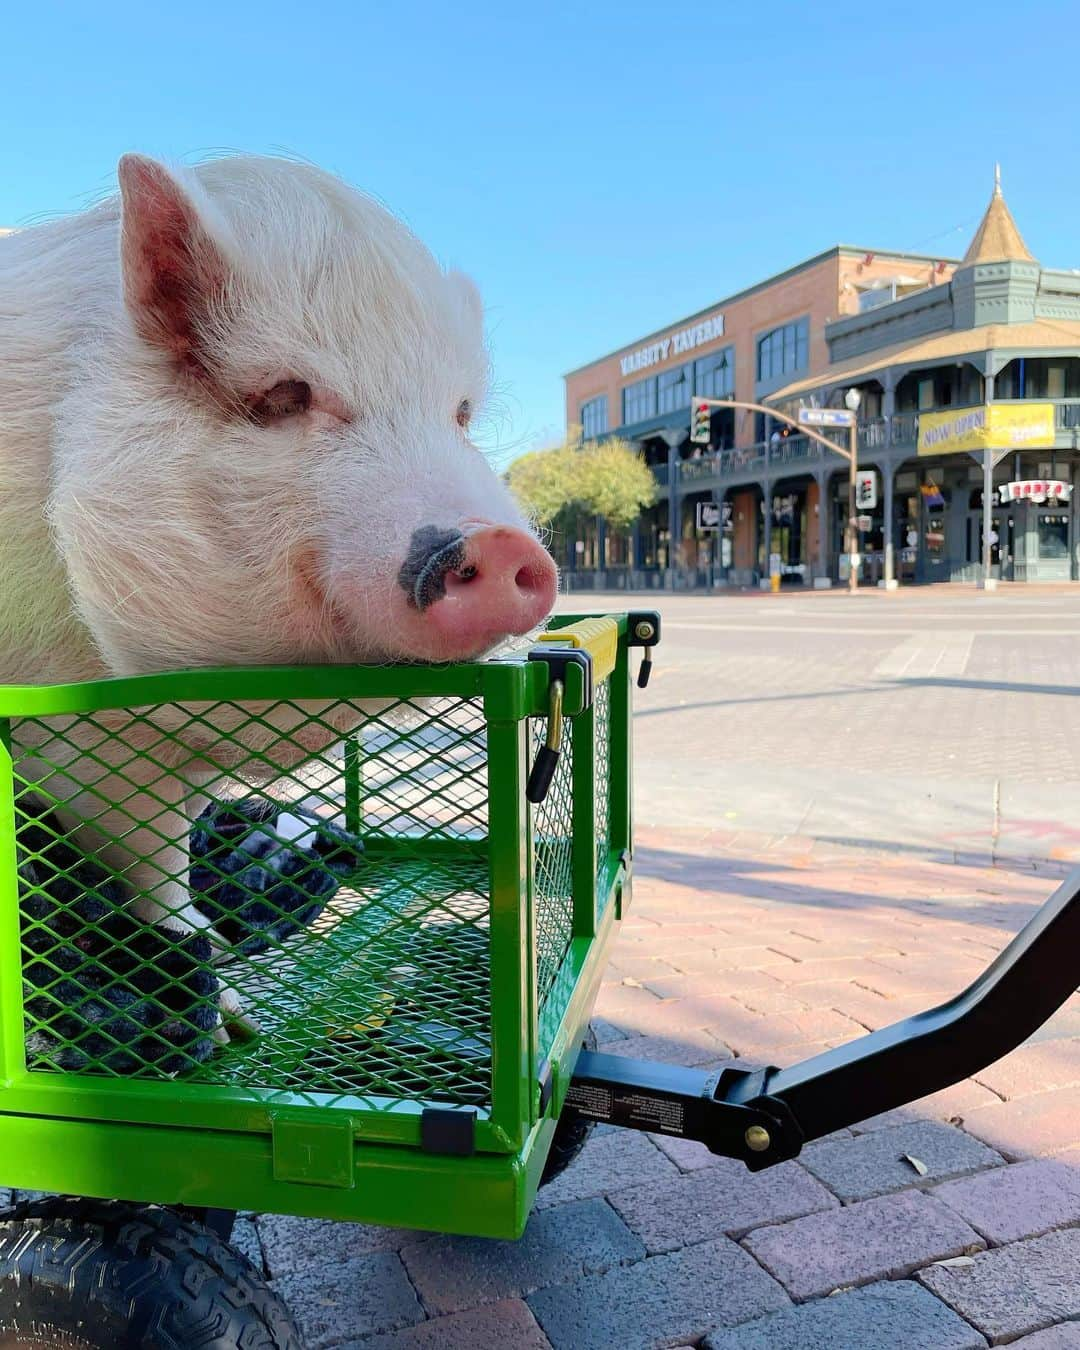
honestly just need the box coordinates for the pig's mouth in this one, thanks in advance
[291,550,360,651]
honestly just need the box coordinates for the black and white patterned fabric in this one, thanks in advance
[189,798,364,955]
[17,794,364,1075]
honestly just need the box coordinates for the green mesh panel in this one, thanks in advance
[593,679,613,917]
[13,695,495,1111]
[530,715,574,1019]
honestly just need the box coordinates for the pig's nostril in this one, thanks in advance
[515,564,545,594]
[458,565,478,581]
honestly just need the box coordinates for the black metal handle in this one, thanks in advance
[568,867,1080,1170]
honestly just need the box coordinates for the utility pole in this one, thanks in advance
[844,388,862,594]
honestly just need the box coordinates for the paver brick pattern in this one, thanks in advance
[920,1227,1080,1342]
[137,813,1078,1348]
[701,1279,989,1350]
[741,1191,985,1301]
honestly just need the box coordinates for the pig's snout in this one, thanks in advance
[398,525,557,654]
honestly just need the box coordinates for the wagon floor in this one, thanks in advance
[189,848,493,1110]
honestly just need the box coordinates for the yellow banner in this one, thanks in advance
[917,403,1055,456]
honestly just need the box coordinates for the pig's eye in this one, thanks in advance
[249,379,313,424]
[456,398,472,429]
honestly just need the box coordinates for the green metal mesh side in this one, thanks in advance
[12,696,494,1111]
[593,679,613,918]
[530,716,574,1021]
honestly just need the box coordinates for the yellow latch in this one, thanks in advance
[538,617,619,685]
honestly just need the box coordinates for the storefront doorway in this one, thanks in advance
[761,484,810,584]
[1034,510,1071,579]
[965,494,1074,581]
[966,507,1017,580]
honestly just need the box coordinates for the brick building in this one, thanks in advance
[563,173,1080,587]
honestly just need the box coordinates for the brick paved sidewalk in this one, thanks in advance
[12,826,1080,1347]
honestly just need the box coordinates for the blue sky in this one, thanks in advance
[4,1,1079,465]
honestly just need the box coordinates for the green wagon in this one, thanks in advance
[3,606,1080,1348]
[0,612,656,1346]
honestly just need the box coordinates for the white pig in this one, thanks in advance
[0,154,558,1037]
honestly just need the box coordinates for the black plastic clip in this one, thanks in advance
[421,1106,477,1156]
[626,611,661,689]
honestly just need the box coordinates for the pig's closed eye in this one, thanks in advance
[249,379,313,424]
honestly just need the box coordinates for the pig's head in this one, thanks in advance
[49,154,557,675]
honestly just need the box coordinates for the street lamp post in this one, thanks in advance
[844,387,862,594]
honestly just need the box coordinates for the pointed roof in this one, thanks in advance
[961,166,1035,264]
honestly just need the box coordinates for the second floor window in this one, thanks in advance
[580,395,608,440]
[622,377,657,425]
[757,318,809,382]
[695,347,735,399]
[657,365,692,414]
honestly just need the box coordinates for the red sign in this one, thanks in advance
[998,480,1073,504]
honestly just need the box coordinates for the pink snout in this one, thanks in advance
[402,525,557,657]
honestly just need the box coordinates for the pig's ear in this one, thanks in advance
[117,154,230,373]
[446,270,485,340]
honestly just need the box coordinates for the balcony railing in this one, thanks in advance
[647,399,1080,493]
[858,417,888,451]
[1056,401,1080,430]
[890,411,918,446]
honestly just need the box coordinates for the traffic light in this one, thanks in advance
[855,471,877,510]
[691,399,711,444]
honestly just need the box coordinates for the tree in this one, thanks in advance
[576,437,657,529]
[507,426,656,531]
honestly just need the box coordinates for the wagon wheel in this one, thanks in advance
[0,1198,301,1349]
[539,1026,597,1187]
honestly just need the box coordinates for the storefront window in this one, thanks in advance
[1038,513,1070,559]
[921,481,948,559]
[896,492,920,575]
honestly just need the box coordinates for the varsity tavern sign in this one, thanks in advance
[620,313,725,377]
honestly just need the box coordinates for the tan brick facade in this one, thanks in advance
[565,249,957,444]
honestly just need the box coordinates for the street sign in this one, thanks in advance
[798,407,855,428]
[696,501,721,531]
[856,514,873,531]
[855,470,877,509]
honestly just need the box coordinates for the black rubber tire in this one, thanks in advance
[0,1197,302,1349]
[539,1027,598,1187]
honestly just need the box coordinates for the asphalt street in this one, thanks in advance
[557,585,1080,862]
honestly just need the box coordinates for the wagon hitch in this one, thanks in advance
[568,867,1080,1170]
